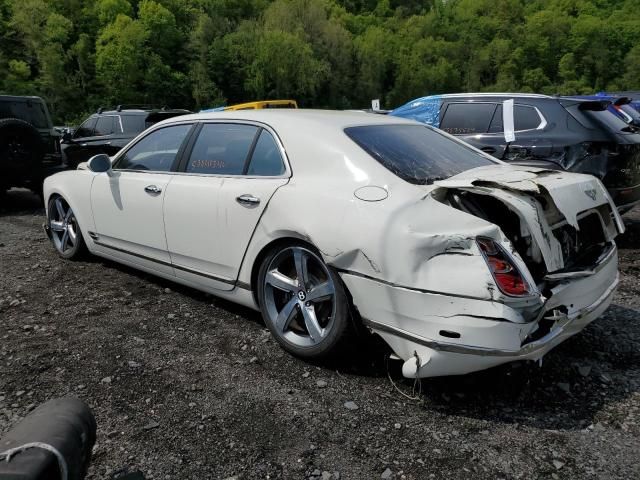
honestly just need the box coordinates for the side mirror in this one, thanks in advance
[87,154,112,174]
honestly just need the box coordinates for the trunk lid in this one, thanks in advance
[435,165,624,274]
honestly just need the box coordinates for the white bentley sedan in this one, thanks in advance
[44,110,624,378]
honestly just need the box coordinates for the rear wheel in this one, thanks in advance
[47,195,86,259]
[257,244,352,359]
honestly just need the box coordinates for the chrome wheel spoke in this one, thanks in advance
[294,249,309,290]
[266,270,298,293]
[67,225,77,244]
[61,230,70,251]
[301,305,323,342]
[307,281,333,303]
[275,297,299,333]
[55,198,65,219]
[50,220,65,232]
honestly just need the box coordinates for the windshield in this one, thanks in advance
[344,124,497,185]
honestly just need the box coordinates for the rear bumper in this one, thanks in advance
[342,244,619,378]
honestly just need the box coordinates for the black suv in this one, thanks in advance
[391,93,640,211]
[0,95,66,196]
[61,106,190,168]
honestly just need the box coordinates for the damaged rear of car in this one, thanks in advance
[341,123,623,378]
[390,93,640,213]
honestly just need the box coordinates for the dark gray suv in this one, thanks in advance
[391,93,640,211]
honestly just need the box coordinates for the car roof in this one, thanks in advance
[159,109,415,129]
[0,95,46,102]
[438,93,554,99]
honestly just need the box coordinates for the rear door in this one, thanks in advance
[163,122,289,291]
[439,101,508,157]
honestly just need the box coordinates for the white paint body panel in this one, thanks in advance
[42,110,623,378]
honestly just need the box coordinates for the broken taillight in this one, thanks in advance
[476,237,531,297]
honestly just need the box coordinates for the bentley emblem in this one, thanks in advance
[584,189,597,201]
[297,290,307,301]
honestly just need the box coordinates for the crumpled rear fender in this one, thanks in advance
[239,182,531,304]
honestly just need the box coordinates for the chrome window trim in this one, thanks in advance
[113,119,292,178]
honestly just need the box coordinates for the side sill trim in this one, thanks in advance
[93,240,252,290]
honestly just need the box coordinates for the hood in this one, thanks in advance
[434,165,624,273]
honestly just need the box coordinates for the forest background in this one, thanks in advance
[1,0,638,123]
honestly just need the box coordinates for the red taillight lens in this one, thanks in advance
[477,238,530,296]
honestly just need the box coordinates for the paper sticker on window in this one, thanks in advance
[503,99,515,143]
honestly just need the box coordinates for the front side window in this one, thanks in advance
[186,123,258,175]
[246,130,285,176]
[74,117,97,138]
[345,124,496,185]
[115,124,192,172]
[440,103,497,134]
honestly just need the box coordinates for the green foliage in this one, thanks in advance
[0,0,639,123]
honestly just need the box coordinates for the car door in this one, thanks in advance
[440,101,508,158]
[163,122,289,291]
[90,123,195,275]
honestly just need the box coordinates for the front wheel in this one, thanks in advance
[47,195,86,259]
[257,244,352,359]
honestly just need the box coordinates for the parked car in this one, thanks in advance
[61,105,190,169]
[0,95,66,196]
[200,99,297,112]
[390,93,640,212]
[43,110,623,378]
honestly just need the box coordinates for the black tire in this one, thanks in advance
[0,118,44,190]
[257,242,352,359]
[47,195,86,260]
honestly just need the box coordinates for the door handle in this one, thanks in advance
[481,147,496,154]
[236,194,260,206]
[144,185,162,195]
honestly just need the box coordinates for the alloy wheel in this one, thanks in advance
[263,246,337,348]
[48,197,79,254]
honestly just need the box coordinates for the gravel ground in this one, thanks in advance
[1,189,639,480]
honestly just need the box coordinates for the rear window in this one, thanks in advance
[121,115,146,134]
[345,124,497,185]
[0,100,49,128]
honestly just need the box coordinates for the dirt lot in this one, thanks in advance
[1,189,639,480]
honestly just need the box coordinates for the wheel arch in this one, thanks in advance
[249,234,320,306]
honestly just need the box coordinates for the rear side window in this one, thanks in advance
[345,124,496,185]
[440,103,496,134]
[186,123,258,175]
[246,130,285,176]
[74,117,97,138]
[514,105,541,131]
[116,124,192,172]
[94,116,114,136]
[121,115,146,134]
